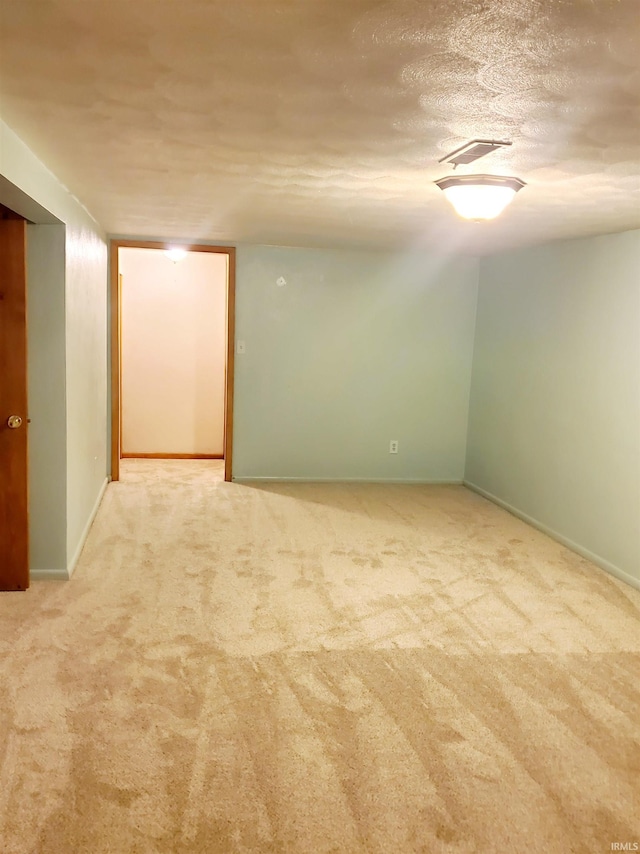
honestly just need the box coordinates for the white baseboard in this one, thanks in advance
[66,477,109,579]
[464,480,640,591]
[233,477,463,484]
[30,568,69,581]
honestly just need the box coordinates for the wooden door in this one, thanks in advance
[0,209,29,590]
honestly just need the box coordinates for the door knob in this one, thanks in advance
[7,415,23,429]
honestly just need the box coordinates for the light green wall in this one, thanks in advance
[64,223,108,568]
[26,225,67,571]
[0,119,108,577]
[466,230,640,585]
[233,245,479,480]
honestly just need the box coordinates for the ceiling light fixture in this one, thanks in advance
[164,247,188,263]
[435,174,526,221]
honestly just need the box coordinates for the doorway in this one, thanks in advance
[110,241,236,482]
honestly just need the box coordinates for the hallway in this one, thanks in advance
[0,462,638,852]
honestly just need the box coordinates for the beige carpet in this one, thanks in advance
[1,459,639,854]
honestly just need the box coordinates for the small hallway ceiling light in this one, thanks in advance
[164,247,188,263]
[435,174,526,221]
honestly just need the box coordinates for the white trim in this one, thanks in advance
[233,477,463,484]
[67,477,109,579]
[30,568,69,581]
[464,480,640,591]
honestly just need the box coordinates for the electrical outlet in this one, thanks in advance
[236,340,246,354]
[389,440,399,454]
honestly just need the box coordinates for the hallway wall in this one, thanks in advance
[120,248,227,456]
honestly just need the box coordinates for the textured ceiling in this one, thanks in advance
[0,0,639,253]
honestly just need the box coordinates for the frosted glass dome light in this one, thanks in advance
[164,247,188,263]
[435,175,526,221]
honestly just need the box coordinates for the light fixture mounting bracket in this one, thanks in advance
[439,139,512,168]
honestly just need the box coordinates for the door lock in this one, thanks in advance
[7,415,23,429]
